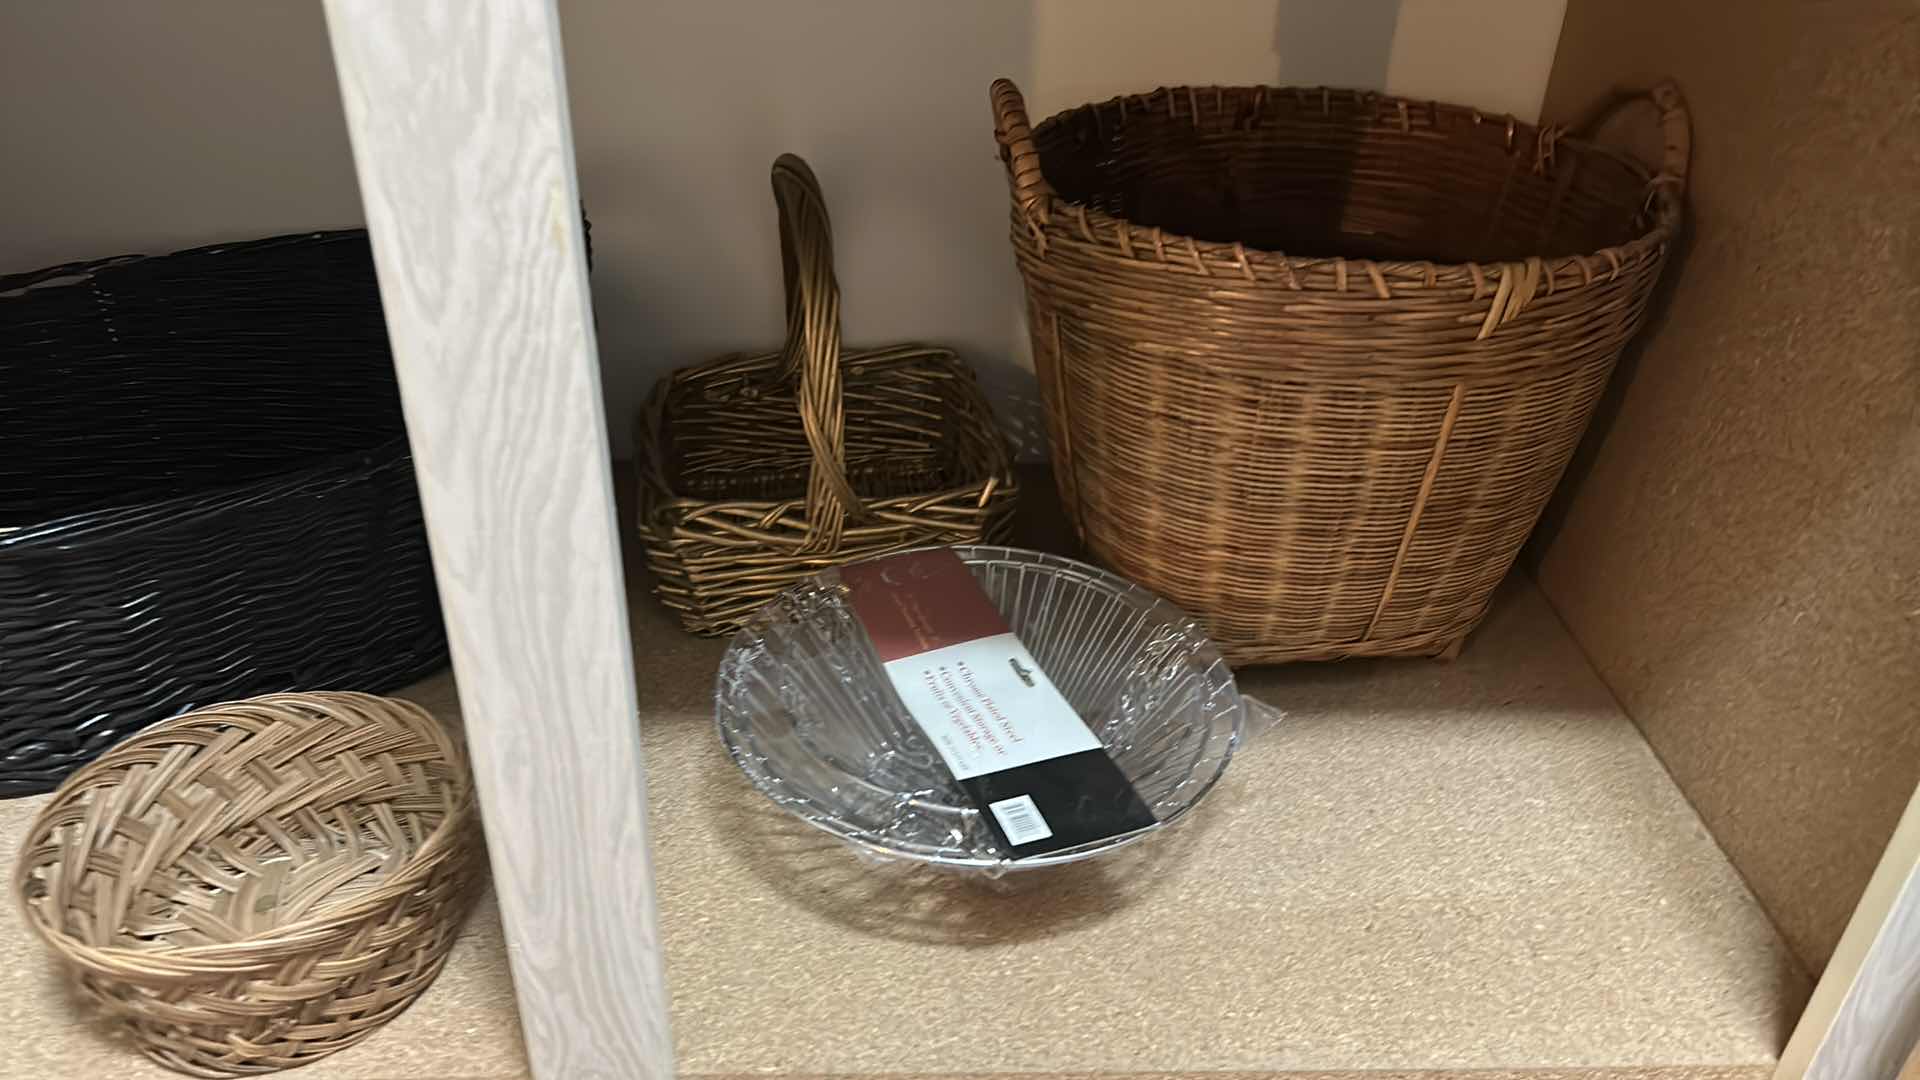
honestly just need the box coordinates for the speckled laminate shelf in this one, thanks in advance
[0,483,1809,1080]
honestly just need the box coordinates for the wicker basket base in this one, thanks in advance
[76,905,468,1078]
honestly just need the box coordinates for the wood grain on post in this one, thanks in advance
[321,3,674,1078]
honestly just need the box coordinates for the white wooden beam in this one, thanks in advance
[1780,781,1920,1080]
[321,3,673,1078]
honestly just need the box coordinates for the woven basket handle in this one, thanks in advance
[770,153,869,550]
[990,79,1056,231]
[1574,80,1691,192]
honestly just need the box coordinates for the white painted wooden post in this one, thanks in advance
[321,3,673,1078]
[1780,782,1920,1080]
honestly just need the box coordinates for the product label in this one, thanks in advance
[840,549,1158,858]
[881,633,1100,780]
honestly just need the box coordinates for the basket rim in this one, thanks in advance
[12,691,477,982]
[0,435,414,551]
[1020,83,1682,288]
[0,229,372,296]
[714,543,1245,871]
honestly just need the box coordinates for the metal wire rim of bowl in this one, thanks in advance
[715,544,1246,872]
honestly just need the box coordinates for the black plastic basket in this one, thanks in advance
[0,231,448,796]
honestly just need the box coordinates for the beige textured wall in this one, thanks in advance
[1535,0,1920,972]
[1,1,1562,457]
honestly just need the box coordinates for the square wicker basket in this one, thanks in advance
[637,155,1017,634]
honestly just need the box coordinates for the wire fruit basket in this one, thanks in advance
[717,545,1244,872]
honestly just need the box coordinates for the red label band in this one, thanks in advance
[839,548,1009,663]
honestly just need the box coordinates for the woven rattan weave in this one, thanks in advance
[638,154,1017,634]
[13,692,479,1076]
[992,79,1689,662]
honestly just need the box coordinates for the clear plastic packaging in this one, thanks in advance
[716,545,1247,874]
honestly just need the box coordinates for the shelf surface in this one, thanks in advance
[1,483,1809,1080]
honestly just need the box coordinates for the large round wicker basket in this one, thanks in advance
[990,79,1689,663]
[12,693,480,1076]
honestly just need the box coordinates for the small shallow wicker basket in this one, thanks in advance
[990,79,1690,663]
[12,692,480,1077]
[638,154,1018,634]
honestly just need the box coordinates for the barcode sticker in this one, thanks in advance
[989,794,1054,846]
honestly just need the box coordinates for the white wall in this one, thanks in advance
[0,3,364,268]
[1,0,1563,457]
[560,0,1041,453]
[1027,0,1399,119]
[1385,0,1567,120]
